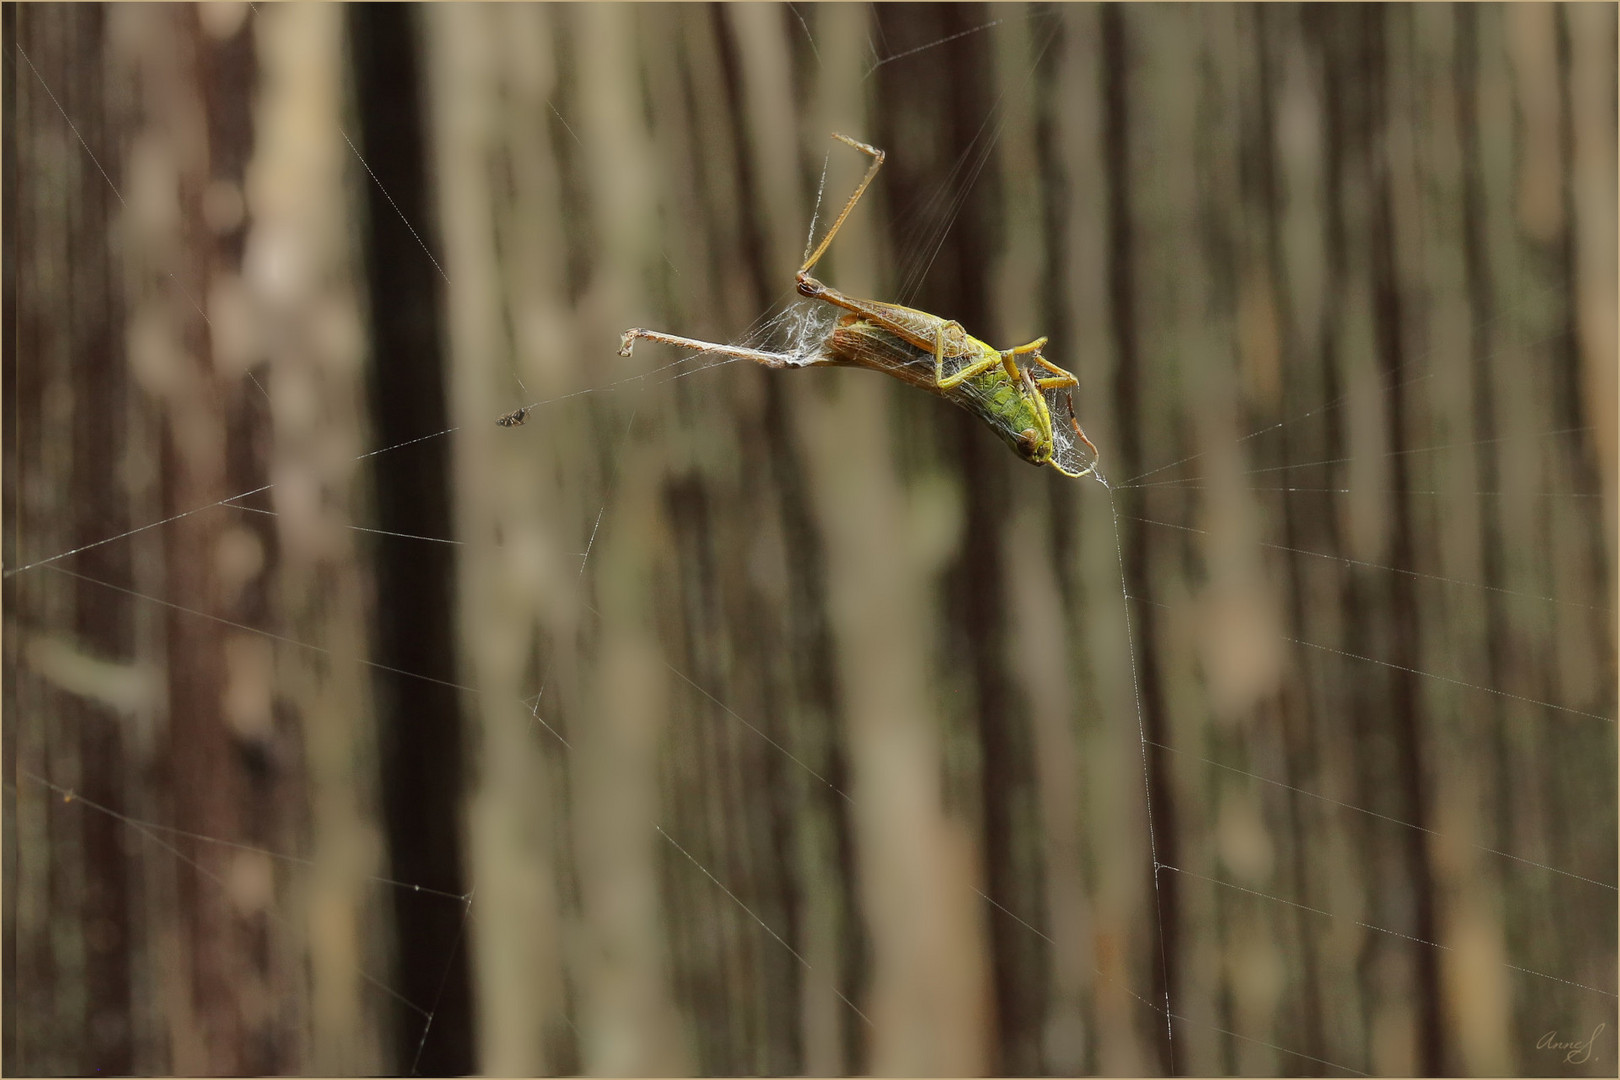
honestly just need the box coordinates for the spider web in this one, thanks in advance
[7,5,1615,1078]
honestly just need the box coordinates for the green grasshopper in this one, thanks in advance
[620,133,1101,480]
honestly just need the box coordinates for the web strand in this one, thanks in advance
[409,891,477,1076]
[46,564,474,696]
[41,565,581,753]
[1143,741,1615,893]
[19,771,471,902]
[1128,483,1602,500]
[657,825,873,1028]
[15,43,125,207]
[341,128,450,286]
[1162,864,1616,1001]
[5,353,734,579]
[11,774,437,1023]
[224,500,462,547]
[862,10,1057,80]
[1286,632,1610,722]
[1120,425,1596,486]
[1122,270,1581,490]
[524,405,641,748]
[1130,514,1612,614]
[1106,484,1177,1069]
[1120,589,1608,724]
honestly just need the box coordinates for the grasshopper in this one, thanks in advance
[621,133,1100,480]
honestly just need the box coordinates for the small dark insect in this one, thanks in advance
[496,406,529,428]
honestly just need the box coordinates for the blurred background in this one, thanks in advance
[4,3,1616,1076]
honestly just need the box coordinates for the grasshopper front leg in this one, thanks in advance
[1028,353,1079,391]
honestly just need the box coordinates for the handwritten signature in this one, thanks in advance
[1538,1024,1606,1065]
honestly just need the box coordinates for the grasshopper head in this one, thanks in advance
[1010,367,1056,468]
[1014,426,1044,461]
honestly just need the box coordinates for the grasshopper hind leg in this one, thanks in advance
[799,134,886,279]
[619,328,791,369]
